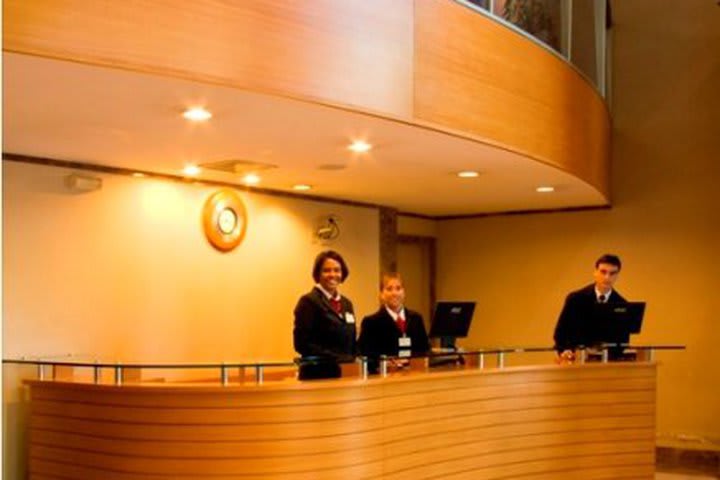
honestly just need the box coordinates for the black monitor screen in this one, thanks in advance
[588,302,646,344]
[429,302,476,338]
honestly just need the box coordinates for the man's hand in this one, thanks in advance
[389,358,410,369]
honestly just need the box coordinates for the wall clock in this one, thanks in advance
[202,189,247,252]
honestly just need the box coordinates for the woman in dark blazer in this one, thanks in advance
[358,272,430,373]
[293,250,357,380]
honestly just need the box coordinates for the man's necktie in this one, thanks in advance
[396,314,407,335]
[598,294,607,303]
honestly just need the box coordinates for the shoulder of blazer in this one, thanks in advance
[362,308,389,325]
[405,309,424,323]
[340,295,354,312]
[304,287,330,310]
[568,284,596,300]
[610,290,627,302]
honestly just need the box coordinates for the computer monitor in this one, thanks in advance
[429,302,476,349]
[588,301,646,345]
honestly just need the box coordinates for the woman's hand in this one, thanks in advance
[556,349,575,365]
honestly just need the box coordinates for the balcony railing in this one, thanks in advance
[460,0,611,97]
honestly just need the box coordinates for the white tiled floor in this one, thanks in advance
[656,473,718,479]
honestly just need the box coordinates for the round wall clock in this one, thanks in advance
[202,189,247,252]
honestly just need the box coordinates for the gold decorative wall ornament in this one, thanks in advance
[202,189,247,252]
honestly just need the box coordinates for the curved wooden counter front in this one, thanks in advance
[27,363,656,479]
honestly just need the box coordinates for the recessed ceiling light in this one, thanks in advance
[132,172,146,178]
[183,164,201,176]
[457,170,480,178]
[348,140,372,153]
[243,173,261,185]
[536,186,555,193]
[293,184,312,191]
[182,107,212,122]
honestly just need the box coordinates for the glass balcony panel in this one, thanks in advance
[466,0,490,10]
[493,0,563,53]
[571,0,601,87]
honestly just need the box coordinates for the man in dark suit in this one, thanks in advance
[553,254,627,363]
[294,250,357,380]
[358,272,430,373]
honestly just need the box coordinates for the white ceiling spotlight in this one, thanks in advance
[182,107,212,122]
[183,164,201,176]
[457,170,480,178]
[348,140,372,153]
[536,186,555,193]
[243,173,261,185]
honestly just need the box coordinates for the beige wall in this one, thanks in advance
[435,0,720,443]
[3,160,382,478]
[2,161,380,362]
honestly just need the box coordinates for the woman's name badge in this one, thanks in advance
[345,312,356,324]
[399,337,412,348]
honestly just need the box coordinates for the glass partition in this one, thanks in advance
[493,0,563,53]
[3,343,685,383]
[466,0,490,10]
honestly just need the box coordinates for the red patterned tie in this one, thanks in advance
[396,314,407,335]
[329,298,342,315]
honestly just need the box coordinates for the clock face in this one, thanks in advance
[217,208,237,234]
[202,189,247,252]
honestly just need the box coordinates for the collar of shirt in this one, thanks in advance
[315,284,340,302]
[385,306,406,321]
[594,287,613,300]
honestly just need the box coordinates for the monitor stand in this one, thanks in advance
[430,337,464,367]
[440,336,457,351]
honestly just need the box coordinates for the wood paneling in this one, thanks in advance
[4,0,610,200]
[27,363,656,479]
[413,0,610,198]
[3,0,414,117]
[3,0,610,200]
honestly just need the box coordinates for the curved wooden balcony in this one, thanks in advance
[4,0,610,206]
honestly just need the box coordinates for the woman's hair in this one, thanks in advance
[312,250,349,282]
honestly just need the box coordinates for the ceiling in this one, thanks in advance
[2,52,607,217]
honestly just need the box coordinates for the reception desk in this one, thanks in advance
[22,361,658,479]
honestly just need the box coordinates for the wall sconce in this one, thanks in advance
[315,214,341,242]
[64,173,102,192]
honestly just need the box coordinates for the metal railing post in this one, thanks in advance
[496,352,505,369]
[359,357,368,380]
[114,365,123,386]
[220,365,229,386]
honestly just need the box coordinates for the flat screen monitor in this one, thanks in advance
[588,301,646,345]
[429,302,476,339]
